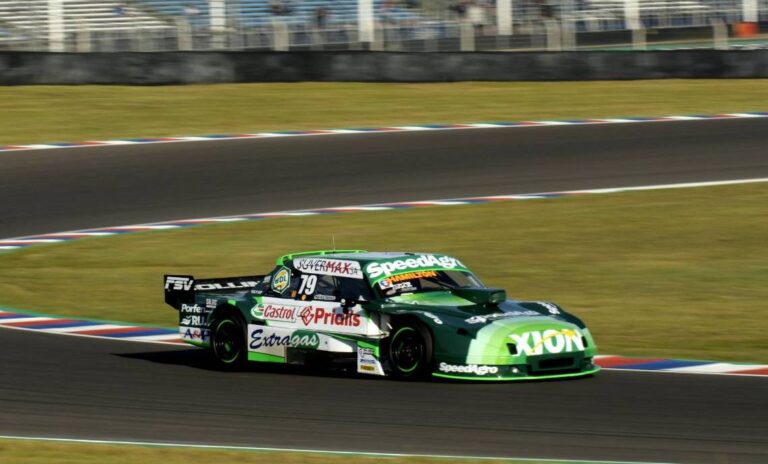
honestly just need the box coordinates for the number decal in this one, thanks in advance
[298,274,317,296]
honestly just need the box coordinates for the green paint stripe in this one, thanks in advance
[247,352,285,363]
[0,435,675,464]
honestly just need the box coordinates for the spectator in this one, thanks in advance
[449,1,468,20]
[114,3,126,17]
[314,6,329,29]
[183,4,200,18]
[270,0,291,16]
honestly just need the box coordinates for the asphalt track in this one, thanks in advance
[1,118,767,463]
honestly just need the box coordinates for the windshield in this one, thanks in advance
[374,270,485,298]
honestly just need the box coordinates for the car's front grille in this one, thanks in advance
[538,357,575,370]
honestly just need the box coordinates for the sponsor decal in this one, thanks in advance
[421,311,443,325]
[181,304,204,314]
[380,271,438,288]
[438,362,499,376]
[181,315,206,326]
[205,298,219,309]
[357,346,384,375]
[510,329,585,356]
[299,307,361,328]
[378,280,416,292]
[249,328,291,350]
[181,327,210,342]
[165,276,193,291]
[293,258,364,279]
[251,304,298,322]
[313,294,337,301]
[289,330,320,349]
[271,267,291,294]
[465,311,540,324]
[538,302,560,315]
[195,280,260,291]
[365,255,467,279]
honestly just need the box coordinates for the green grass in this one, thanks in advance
[0,439,583,464]
[1,80,767,145]
[1,183,766,362]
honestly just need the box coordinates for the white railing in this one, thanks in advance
[0,0,766,52]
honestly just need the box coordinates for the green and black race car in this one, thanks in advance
[164,250,599,381]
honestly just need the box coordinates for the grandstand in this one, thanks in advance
[0,0,765,51]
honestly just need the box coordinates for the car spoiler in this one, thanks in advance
[163,274,265,310]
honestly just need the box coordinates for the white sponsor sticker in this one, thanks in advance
[365,255,465,279]
[293,258,364,279]
[438,362,499,376]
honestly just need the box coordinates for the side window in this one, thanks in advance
[294,273,337,302]
[338,277,373,302]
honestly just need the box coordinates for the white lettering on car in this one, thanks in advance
[509,329,585,356]
[365,255,466,279]
[438,363,499,375]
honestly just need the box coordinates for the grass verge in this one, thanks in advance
[1,183,766,362]
[1,80,767,145]
[0,439,580,464]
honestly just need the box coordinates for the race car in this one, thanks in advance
[164,250,599,381]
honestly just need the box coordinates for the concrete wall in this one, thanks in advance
[1,50,767,85]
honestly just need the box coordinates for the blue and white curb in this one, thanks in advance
[1,112,766,153]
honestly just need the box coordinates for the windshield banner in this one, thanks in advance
[365,254,469,281]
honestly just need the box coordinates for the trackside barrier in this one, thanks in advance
[1,50,767,84]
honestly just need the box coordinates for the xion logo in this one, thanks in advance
[365,255,466,279]
[165,276,193,291]
[293,258,363,279]
[299,307,361,327]
[510,329,584,356]
[271,267,291,293]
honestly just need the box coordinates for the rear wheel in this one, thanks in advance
[387,323,433,380]
[211,314,246,369]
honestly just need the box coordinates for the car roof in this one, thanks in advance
[276,250,439,266]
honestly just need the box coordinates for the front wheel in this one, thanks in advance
[211,315,246,370]
[387,323,433,380]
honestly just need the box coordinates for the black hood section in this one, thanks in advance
[451,287,507,306]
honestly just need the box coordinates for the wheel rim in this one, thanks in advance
[213,319,241,364]
[391,327,424,374]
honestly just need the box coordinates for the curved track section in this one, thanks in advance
[1,118,767,238]
[1,119,767,463]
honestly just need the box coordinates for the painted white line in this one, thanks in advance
[0,317,55,324]
[123,334,182,342]
[42,324,127,333]
[0,435,675,464]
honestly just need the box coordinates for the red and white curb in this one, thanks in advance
[0,309,182,345]
[0,112,765,154]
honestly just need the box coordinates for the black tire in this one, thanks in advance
[387,322,433,380]
[210,313,247,370]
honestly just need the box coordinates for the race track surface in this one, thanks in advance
[1,118,767,238]
[1,118,767,463]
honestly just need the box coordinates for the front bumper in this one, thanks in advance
[431,355,600,381]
